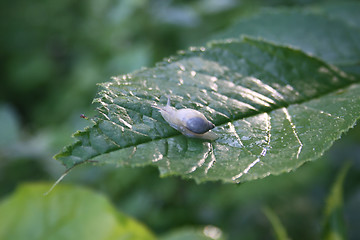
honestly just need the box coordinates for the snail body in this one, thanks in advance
[157,98,218,140]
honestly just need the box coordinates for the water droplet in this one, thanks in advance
[241,136,251,140]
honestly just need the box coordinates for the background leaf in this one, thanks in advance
[263,207,290,240]
[322,163,350,240]
[160,226,224,240]
[55,38,360,183]
[213,8,360,75]
[0,183,155,240]
[310,1,360,27]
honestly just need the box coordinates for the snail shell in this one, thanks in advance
[156,98,218,140]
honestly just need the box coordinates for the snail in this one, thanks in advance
[155,97,218,140]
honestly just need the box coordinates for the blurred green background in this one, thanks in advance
[1,0,359,239]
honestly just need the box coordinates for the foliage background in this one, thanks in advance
[0,0,359,239]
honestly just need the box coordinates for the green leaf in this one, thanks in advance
[322,163,350,240]
[213,9,360,74]
[0,183,155,240]
[160,226,224,240]
[310,1,360,28]
[263,207,290,240]
[55,37,360,183]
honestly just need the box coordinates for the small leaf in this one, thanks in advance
[0,183,155,240]
[160,226,224,240]
[263,207,290,240]
[214,9,360,74]
[55,38,360,183]
[322,163,350,240]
